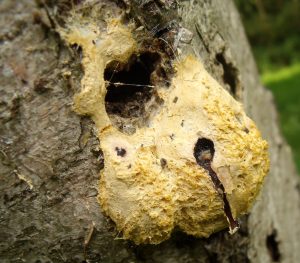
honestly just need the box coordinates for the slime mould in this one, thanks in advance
[59,17,270,245]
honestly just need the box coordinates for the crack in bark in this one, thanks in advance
[194,138,239,233]
[215,52,239,97]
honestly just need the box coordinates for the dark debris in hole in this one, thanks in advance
[104,52,159,111]
[194,138,239,233]
[266,230,281,262]
[104,51,167,133]
[70,43,83,58]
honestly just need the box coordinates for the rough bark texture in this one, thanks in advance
[0,0,299,263]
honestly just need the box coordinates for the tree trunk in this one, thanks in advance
[1,0,299,262]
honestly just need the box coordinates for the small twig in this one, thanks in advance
[195,24,210,53]
[84,223,95,247]
[84,222,95,260]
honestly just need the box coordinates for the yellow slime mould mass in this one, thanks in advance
[60,19,269,244]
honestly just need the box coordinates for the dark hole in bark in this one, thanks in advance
[104,52,160,117]
[194,138,215,166]
[216,52,238,96]
[71,43,82,57]
[104,51,164,134]
[266,230,281,262]
[193,138,239,233]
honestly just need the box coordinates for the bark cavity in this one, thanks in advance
[193,138,239,233]
[104,51,164,134]
[266,230,281,262]
[216,52,239,98]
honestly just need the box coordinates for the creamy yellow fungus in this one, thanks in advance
[60,18,269,245]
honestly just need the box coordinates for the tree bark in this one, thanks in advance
[0,0,299,262]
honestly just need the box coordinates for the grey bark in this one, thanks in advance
[0,0,299,262]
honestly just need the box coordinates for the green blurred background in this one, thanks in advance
[234,0,300,173]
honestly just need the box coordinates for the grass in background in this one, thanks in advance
[254,36,300,73]
[262,64,300,173]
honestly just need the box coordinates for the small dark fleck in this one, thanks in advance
[34,78,50,94]
[170,134,175,140]
[92,40,96,45]
[115,147,126,157]
[160,158,167,168]
[181,120,184,127]
[128,164,132,169]
[173,96,178,103]
[244,127,249,133]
